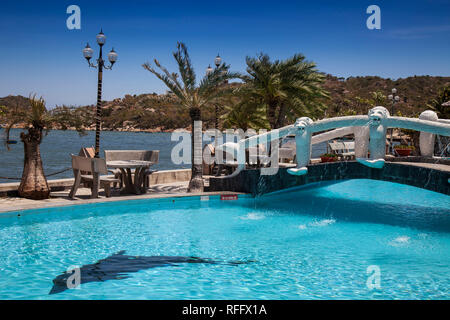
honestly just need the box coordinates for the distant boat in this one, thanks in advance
[1,126,18,145]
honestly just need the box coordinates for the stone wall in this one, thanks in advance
[207,161,450,196]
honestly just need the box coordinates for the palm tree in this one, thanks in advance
[371,91,387,106]
[2,95,85,200]
[18,95,50,199]
[238,53,329,129]
[222,95,269,131]
[143,42,238,192]
[427,86,450,119]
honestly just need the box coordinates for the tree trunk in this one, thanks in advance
[275,103,287,128]
[410,130,421,156]
[18,125,50,200]
[267,100,279,129]
[215,104,219,130]
[188,107,204,193]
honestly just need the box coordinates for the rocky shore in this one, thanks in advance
[2,123,190,133]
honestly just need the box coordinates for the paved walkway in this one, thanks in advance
[0,181,242,214]
[1,161,447,214]
[392,161,450,173]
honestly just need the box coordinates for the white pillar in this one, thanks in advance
[419,110,438,157]
[368,107,390,160]
[369,124,387,159]
[353,126,369,158]
[294,118,313,167]
[193,120,203,165]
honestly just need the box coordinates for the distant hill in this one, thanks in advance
[0,95,31,112]
[323,74,450,117]
[1,75,449,131]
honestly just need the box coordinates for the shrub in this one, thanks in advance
[394,145,415,150]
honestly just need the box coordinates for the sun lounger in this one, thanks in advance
[279,147,296,163]
[78,147,95,158]
[328,141,355,160]
[247,145,270,166]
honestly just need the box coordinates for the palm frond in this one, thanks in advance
[143,60,188,105]
[173,42,196,93]
[28,94,47,124]
[242,52,329,128]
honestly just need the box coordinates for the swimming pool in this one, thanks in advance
[0,179,449,299]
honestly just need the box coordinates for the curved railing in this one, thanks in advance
[216,107,450,177]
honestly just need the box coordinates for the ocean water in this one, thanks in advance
[0,129,189,182]
[0,128,327,182]
[0,179,448,299]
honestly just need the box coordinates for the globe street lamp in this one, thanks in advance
[388,88,400,115]
[205,54,225,131]
[83,29,118,158]
[214,54,222,68]
[206,65,213,76]
[388,88,400,154]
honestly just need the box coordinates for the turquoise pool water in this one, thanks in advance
[0,179,449,299]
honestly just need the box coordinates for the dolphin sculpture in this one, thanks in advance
[49,250,252,294]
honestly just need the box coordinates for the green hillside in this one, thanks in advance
[1,75,449,131]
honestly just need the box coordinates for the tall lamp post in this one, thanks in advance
[205,54,225,131]
[206,54,224,176]
[388,88,400,154]
[205,64,217,151]
[214,54,222,130]
[82,29,118,158]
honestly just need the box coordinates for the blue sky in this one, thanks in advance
[0,0,449,107]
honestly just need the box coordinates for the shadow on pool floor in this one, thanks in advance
[50,250,254,294]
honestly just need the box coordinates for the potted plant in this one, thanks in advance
[394,145,415,157]
[320,153,338,163]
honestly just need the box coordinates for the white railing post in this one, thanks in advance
[293,118,313,173]
[419,110,438,157]
[353,126,370,158]
[368,107,390,160]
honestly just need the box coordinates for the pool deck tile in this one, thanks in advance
[0,181,246,214]
[393,162,450,173]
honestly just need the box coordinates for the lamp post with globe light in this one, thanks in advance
[206,55,225,175]
[214,54,222,130]
[205,54,224,130]
[82,29,118,158]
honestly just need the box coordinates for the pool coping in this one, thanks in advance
[0,190,251,216]
[209,161,450,196]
